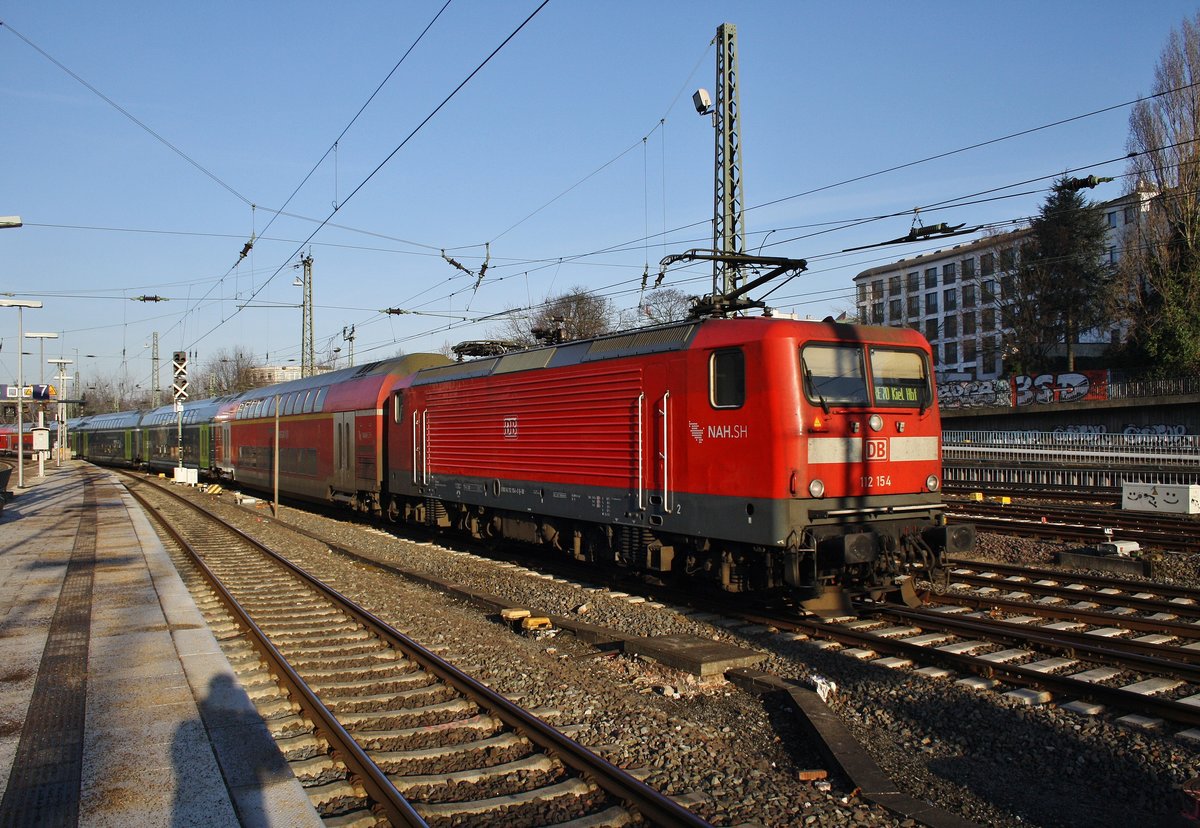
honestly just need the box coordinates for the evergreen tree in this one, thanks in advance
[1007,177,1112,370]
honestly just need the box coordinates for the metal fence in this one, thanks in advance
[1107,375,1200,399]
[943,430,1200,468]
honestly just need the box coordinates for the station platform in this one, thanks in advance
[0,461,322,827]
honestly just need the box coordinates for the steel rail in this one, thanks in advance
[123,482,427,827]
[938,573,1200,629]
[872,604,1200,682]
[733,609,1200,728]
[945,558,1200,602]
[125,475,711,828]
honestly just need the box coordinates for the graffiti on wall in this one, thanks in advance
[938,370,1110,409]
[1013,370,1109,406]
[1122,423,1187,436]
[936,379,1011,409]
[1052,424,1106,434]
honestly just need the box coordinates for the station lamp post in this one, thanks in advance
[25,331,58,392]
[0,298,43,489]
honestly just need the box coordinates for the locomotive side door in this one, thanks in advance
[644,363,676,521]
[332,411,355,493]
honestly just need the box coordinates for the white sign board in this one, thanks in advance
[1121,483,1200,515]
[32,428,50,452]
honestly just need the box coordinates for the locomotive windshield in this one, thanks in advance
[801,344,931,408]
[869,348,930,407]
[800,344,869,405]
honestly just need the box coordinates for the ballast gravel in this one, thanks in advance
[198,493,1199,828]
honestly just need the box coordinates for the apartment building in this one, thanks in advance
[852,192,1145,380]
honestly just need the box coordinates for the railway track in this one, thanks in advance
[120,471,711,827]
[945,497,1200,552]
[730,593,1200,731]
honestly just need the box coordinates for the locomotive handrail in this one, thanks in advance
[637,393,645,510]
[412,411,420,485]
[659,391,671,512]
[422,410,429,485]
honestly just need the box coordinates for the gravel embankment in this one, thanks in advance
[200,492,1200,828]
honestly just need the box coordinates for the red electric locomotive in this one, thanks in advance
[384,315,972,610]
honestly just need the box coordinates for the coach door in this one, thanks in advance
[333,412,355,492]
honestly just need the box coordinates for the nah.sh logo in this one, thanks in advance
[866,438,887,460]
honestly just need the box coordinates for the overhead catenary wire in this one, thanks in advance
[184,0,552,353]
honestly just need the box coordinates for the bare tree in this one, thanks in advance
[490,287,618,348]
[638,287,694,325]
[194,347,261,396]
[1123,11,1200,375]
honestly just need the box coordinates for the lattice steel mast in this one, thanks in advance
[712,22,745,296]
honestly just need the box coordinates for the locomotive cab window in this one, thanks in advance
[709,349,745,408]
[869,348,931,407]
[801,344,869,405]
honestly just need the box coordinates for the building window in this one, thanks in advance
[983,335,998,372]
[889,298,902,320]
[980,252,994,276]
[871,280,883,300]
[982,308,996,331]
[1002,304,1016,329]
[963,338,977,364]
[925,268,938,288]
[925,292,938,314]
[981,279,997,304]
[963,312,977,336]
[857,283,868,303]
[943,288,957,311]
[963,284,976,309]
[942,261,956,283]
[1001,274,1014,299]
[962,257,975,278]
[1107,211,1118,227]
[907,295,920,318]
[999,248,1014,271]
[886,275,899,296]
[943,341,958,364]
[944,315,958,338]
[1124,205,1136,223]
[925,318,939,341]
[1109,246,1118,264]
[872,302,884,324]
[906,272,919,292]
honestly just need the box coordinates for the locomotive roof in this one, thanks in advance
[413,320,701,385]
[411,315,930,386]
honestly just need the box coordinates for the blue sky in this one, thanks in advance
[2,1,1197,395]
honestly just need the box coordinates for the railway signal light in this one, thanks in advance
[172,351,189,403]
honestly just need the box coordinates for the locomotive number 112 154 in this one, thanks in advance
[861,474,893,488]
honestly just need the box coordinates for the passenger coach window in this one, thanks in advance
[870,348,931,407]
[709,349,745,408]
[801,344,869,405]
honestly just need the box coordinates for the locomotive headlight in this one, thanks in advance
[926,474,940,492]
[868,414,883,432]
[808,479,825,498]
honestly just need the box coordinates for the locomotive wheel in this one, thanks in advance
[384,498,400,523]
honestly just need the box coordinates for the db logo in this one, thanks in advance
[865,439,887,460]
[503,417,519,439]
